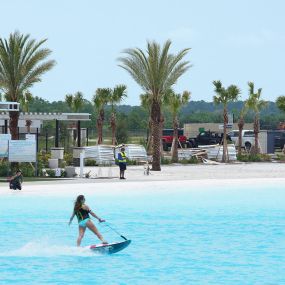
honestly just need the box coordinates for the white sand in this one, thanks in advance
[1,162,284,196]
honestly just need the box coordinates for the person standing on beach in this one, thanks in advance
[118,146,127,179]
[69,195,108,246]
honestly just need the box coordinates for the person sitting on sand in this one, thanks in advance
[9,169,23,190]
[69,195,108,246]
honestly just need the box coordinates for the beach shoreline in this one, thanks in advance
[0,162,284,196]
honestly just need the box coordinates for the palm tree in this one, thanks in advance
[19,90,33,133]
[65,91,84,112]
[213,81,240,162]
[246,82,267,154]
[165,90,190,162]
[118,40,191,170]
[65,91,84,147]
[108,85,127,145]
[0,31,55,139]
[93,88,109,144]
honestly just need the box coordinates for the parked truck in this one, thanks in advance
[187,130,230,148]
[228,130,255,151]
[162,129,187,151]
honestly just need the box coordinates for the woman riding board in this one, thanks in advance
[69,195,108,246]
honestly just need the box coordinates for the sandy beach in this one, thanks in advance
[1,162,284,196]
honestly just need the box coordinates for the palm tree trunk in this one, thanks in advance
[110,112,116,145]
[146,118,153,155]
[237,117,244,156]
[151,100,161,171]
[26,120,32,134]
[97,117,103,144]
[253,114,260,154]
[171,116,179,163]
[9,111,19,140]
[160,113,165,159]
[97,109,104,144]
[222,107,228,162]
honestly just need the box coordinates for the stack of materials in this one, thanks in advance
[84,145,115,165]
[198,144,237,161]
[115,144,147,163]
[178,148,207,161]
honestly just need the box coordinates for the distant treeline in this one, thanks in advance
[28,96,285,130]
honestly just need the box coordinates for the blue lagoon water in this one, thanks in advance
[1,181,285,285]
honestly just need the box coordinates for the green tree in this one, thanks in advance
[116,113,129,144]
[246,82,267,154]
[107,85,127,145]
[118,40,191,170]
[276,96,285,132]
[276,96,285,113]
[165,90,190,162]
[65,91,84,112]
[0,31,55,139]
[213,81,240,162]
[65,91,84,146]
[93,88,109,144]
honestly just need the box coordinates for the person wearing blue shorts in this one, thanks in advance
[69,195,108,246]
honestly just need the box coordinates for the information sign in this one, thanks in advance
[8,140,36,162]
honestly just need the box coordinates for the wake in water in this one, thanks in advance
[1,240,96,257]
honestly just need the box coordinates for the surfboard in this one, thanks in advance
[89,239,131,254]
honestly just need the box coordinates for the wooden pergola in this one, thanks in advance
[0,112,91,148]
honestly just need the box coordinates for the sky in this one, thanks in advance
[1,0,285,106]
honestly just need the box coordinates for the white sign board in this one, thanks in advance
[26,134,36,140]
[219,124,233,130]
[8,140,37,162]
[55,168,61,177]
[0,134,11,158]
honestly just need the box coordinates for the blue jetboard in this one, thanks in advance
[89,239,131,254]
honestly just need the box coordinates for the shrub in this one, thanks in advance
[276,154,285,161]
[38,152,51,168]
[46,169,66,178]
[0,160,10,176]
[64,152,73,166]
[126,159,138,165]
[161,157,171,165]
[259,154,271,162]
[188,157,199,164]
[237,153,271,162]
[85,159,97,166]
[19,163,36,177]
[59,160,67,168]
[237,154,248,162]
[180,159,188,164]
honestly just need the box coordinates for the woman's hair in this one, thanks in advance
[74,195,85,212]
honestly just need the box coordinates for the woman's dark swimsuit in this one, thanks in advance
[75,207,90,227]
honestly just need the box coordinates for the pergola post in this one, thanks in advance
[4,119,8,134]
[77,120,81,147]
[55,119,59,147]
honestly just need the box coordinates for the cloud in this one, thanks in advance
[223,29,285,47]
